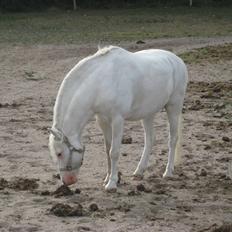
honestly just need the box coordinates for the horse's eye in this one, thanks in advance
[57,153,62,158]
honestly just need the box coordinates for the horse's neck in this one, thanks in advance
[58,91,94,146]
[53,56,97,145]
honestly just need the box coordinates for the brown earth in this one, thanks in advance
[0,37,232,232]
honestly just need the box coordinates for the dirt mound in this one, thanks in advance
[0,177,39,191]
[51,185,74,197]
[50,203,83,217]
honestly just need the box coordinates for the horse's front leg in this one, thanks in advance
[105,116,124,192]
[96,116,112,186]
[133,116,154,179]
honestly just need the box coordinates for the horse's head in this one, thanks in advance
[48,128,85,186]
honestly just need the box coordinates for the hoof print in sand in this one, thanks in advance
[89,203,99,212]
[0,178,8,190]
[122,136,132,144]
[211,224,232,232]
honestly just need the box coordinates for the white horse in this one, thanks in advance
[49,46,188,191]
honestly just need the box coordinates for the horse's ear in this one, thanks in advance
[49,128,63,141]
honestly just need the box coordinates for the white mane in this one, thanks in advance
[76,46,120,68]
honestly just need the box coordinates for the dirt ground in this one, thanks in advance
[0,37,232,232]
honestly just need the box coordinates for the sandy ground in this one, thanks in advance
[0,37,232,232]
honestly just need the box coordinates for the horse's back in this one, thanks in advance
[134,49,188,83]
[93,48,187,120]
[134,48,188,101]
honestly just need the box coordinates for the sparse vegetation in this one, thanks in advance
[0,7,231,45]
[180,43,232,64]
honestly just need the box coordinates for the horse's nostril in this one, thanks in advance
[62,174,77,186]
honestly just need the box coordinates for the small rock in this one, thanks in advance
[0,103,9,108]
[222,136,230,142]
[212,86,221,93]
[204,145,211,150]
[155,189,166,195]
[218,173,227,179]
[52,174,60,179]
[122,136,132,144]
[75,188,81,194]
[188,100,203,111]
[77,226,91,231]
[68,205,83,216]
[136,40,146,44]
[40,190,50,196]
[144,188,152,193]
[89,203,99,212]
[199,168,207,176]
[149,201,157,205]
[136,184,146,192]
[128,190,136,196]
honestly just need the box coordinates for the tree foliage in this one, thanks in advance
[0,0,231,12]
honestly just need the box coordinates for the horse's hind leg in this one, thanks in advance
[133,115,154,179]
[163,100,182,178]
[96,116,112,186]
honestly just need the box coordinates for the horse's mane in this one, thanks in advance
[76,45,120,68]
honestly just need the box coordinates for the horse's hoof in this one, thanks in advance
[105,181,117,192]
[105,187,117,193]
[133,174,144,181]
[163,171,173,178]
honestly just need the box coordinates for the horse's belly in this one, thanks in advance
[124,93,169,120]
[124,79,172,120]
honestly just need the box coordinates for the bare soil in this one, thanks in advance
[0,37,232,232]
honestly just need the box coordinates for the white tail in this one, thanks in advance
[174,114,183,166]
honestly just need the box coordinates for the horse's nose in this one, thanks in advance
[62,173,77,186]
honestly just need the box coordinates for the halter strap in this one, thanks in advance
[50,128,85,171]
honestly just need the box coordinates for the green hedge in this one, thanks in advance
[0,0,231,12]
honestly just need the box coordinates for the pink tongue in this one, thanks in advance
[62,174,77,186]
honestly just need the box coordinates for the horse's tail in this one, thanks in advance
[174,114,183,166]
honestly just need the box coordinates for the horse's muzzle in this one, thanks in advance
[62,173,77,186]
